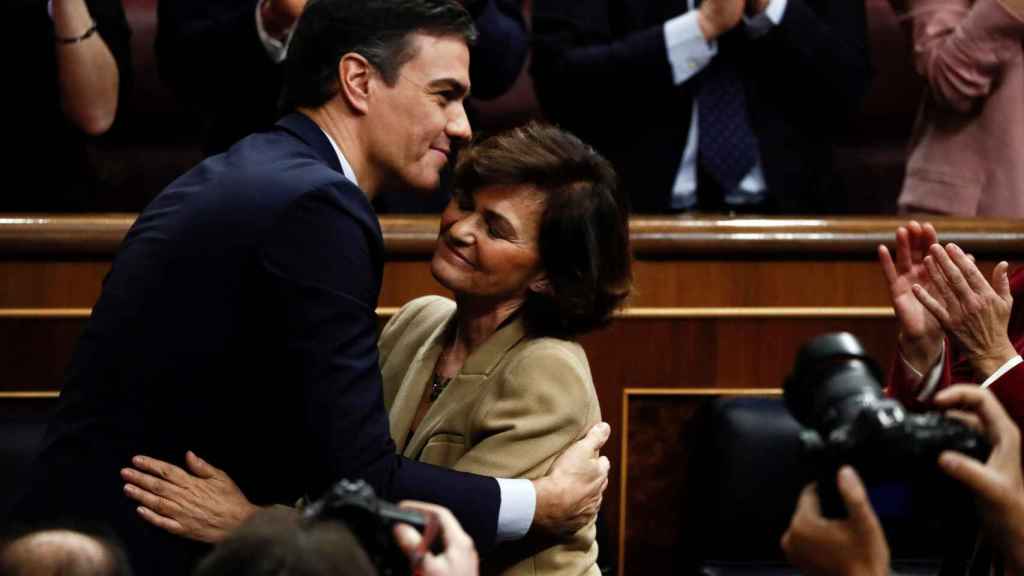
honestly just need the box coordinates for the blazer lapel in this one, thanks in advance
[389,310,456,453]
[404,315,529,458]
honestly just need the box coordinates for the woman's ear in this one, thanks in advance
[337,53,372,114]
[528,274,552,295]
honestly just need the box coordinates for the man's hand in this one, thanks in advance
[782,467,890,576]
[394,501,479,576]
[745,0,770,15]
[878,221,944,374]
[120,451,259,543]
[260,0,307,40]
[697,0,745,40]
[912,243,1015,379]
[531,422,611,536]
[934,386,1024,573]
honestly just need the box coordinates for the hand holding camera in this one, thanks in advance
[393,501,480,576]
[933,385,1024,574]
[782,466,889,576]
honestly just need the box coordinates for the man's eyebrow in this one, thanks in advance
[427,78,471,98]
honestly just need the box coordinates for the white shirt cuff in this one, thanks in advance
[899,342,945,402]
[495,478,535,542]
[981,355,1023,389]
[255,0,291,63]
[663,12,717,85]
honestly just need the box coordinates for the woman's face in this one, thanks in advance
[431,184,547,304]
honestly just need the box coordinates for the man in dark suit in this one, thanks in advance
[530,0,870,213]
[9,1,609,573]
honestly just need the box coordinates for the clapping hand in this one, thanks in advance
[878,221,944,374]
[912,243,1015,380]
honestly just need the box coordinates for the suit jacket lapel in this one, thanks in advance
[404,315,529,458]
[389,309,456,453]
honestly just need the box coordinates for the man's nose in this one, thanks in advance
[447,103,472,142]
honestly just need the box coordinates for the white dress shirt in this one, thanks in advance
[662,0,788,209]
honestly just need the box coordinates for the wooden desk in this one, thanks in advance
[3,214,1024,573]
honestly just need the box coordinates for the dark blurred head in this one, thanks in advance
[193,508,377,576]
[280,0,476,111]
[0,529,133,576]
[432,123,632,338]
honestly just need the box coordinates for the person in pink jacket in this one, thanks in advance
[895,0,1024,215]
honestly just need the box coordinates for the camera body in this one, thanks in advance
[304,479,441,576]
[784,332,990,518]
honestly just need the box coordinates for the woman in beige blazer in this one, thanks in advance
[118,123,633,576]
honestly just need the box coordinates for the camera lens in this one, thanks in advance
[784,332,885,438]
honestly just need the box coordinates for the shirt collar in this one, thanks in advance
[318,127,360,188]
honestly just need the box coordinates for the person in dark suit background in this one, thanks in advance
[8,1,609,574]
[156,0,528,213]
[155,0,529,152]
[530,0,870,213]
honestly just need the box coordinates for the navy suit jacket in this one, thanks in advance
[10,113,499,574]
[530,0,871,213]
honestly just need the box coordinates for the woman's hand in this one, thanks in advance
[120,451,259,543]
[878,221,944,374]
[912,243,1016,379]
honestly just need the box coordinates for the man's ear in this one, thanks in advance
[337,53,373,114]
[529,274,553,296]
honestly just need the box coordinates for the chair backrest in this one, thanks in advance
[681,396,953,575]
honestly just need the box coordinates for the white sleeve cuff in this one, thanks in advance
[495,478,535,542]
[663,12,717,85]
[255,0,291,63]
[744,0,788,37]
[902,342,945,402]
[981,355,1023,389]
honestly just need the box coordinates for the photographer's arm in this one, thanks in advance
[933,386,1024,574]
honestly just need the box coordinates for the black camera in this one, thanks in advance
[303,479,442,576]
[783,332,990,518]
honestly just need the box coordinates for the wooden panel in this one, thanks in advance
[0,262,110,308]
[4,215,1024,258]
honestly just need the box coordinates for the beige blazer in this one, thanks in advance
[378,296,601,576]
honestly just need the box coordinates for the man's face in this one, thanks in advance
[366,33,471,193]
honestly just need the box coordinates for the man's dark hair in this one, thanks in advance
[280,0,477,111]
[193,508,377,576]
[453,123,633,338]
[0,529,133,576]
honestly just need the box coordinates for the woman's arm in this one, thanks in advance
[53,0,123,134]
[120,451,261,543]
[905,0,1024,112]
